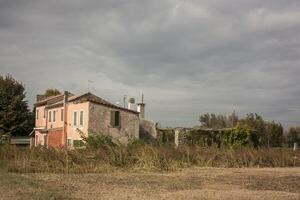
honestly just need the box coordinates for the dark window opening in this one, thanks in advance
[61,109,64,121]
[53,110,56,122]
[49,111,52,122]
[110,111,120,127]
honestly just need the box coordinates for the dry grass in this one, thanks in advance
[0,145,299,199]
[0,145,299,173]
[0,167,299,200]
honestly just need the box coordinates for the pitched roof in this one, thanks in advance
[69,93,139,114]
[34,94,64,106]
[36,92,139,114]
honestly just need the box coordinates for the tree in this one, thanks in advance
[286,127,300,147]
[199,113,231,129]
[238,113,266,145]
[44,89,61,97]
[0,74,34,137]
[265,121,284,147]
[228,110,238,127]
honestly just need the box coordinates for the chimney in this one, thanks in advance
[63,91,69,104]
[127,97,135,110]
[137,94,145,119]
[36,94,46,102]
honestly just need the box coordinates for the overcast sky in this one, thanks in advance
[1,0,300,128]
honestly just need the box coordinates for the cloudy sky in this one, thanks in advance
[1,0,300,128]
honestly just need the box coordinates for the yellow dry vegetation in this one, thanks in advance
[0,167,299,200]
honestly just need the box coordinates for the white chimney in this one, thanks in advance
[127,98,135,110]
[137,94,145,119]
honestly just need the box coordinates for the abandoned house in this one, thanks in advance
[32,92,146,148]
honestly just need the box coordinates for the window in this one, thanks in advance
[61,109,64,121]
[73,111,77,126]
[110,111,120,127]
[53,110,56,122]
[36,109,39,119]
[48,111,52,122]
[80,111,84,126]
[43,109,46,118]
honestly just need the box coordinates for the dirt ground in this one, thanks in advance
[0,167,299,200]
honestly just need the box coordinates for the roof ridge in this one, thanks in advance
[36,94,64,103]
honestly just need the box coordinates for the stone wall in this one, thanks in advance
[139,119,157,141]
[88,102,139,144]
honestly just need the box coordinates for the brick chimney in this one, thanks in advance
[36,94,46,102]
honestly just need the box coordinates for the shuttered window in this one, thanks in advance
[110,111,120,127]
[53,110,56,122]
[61,109,64,121]
[80,111,84,126]
[49,111,52,122]
[36,109,39,119]
[73,111,77,126]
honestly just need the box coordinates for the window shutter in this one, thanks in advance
[49,111,52,122]
[115,111,120,127]
[110,111,115,126]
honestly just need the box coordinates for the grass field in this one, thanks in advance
[0,167,299,200]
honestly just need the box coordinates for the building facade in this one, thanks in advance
[33,92,140,148]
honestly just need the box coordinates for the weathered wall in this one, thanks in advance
[88,102,139,144]
[139,119,157,141]
[47,106,64,129]
[47,128,64,147]
[35,105,46,128]
[66,102,89,141]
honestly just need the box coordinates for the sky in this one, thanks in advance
[0,0,300,128]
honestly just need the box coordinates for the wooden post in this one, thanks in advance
[175,129,179,147]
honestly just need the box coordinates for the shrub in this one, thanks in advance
[82,134,117,149]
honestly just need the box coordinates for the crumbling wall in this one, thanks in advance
[139,119,157,141]
[156,128,175,144]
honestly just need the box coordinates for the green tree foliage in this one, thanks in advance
[199,112,284,147]
[183,126,257,148]
[219,126,254,148]
[81,133,117,149]
[199,113,232,129]
[238,113,283,147]
[0,74,34,136]
[286,127,300,147]
[44,89,61,97]
[265,121,284,147]
[238,113,266,146]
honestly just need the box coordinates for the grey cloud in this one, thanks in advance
[0,0,300,128]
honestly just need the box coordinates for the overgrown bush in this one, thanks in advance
[219,126,255,148]
[181,126,259,148]
[156,128,175,145]
[81,133,117,149]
